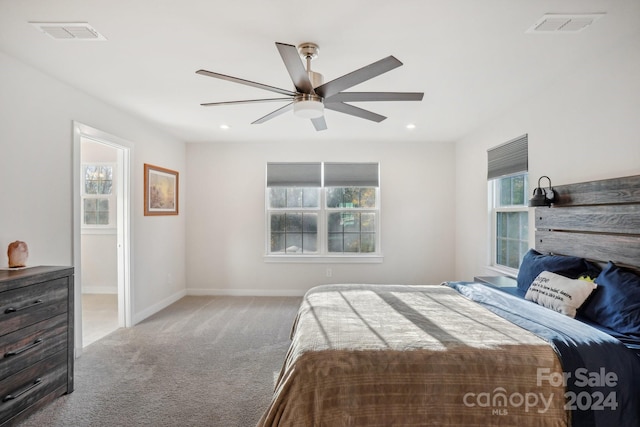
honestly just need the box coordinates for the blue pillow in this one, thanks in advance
[581,262,640,336]
[516,249,596,292]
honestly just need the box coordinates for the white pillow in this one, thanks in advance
[525,271,597,318]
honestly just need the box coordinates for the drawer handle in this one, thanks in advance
[4,299,44,314]
[2,378,42,402]
[4,338,44,358]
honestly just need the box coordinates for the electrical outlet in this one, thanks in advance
[326,268,332,277]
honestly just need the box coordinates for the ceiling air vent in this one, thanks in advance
[29,22,107,40]
[526,13,605,33]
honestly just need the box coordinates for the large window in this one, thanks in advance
[488,135,528,272]
[266,162,380,258]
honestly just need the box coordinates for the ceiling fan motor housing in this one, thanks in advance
[294,93,324,118]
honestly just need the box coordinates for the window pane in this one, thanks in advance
[269,188,286,208]
[84,198,97,212]
[302,233,317,253]
[328,212,343,232]
[343,212,360,232]
[344,234,360,252]
[84,165,113,195]
[270,233,285,252]
[271,213,285,232]
[302,213,317,233]
[326,188,343,208]
[327,187,376,208]
[286,188,303,208]
[328,234,343,252]
[360,188,376,208]
[511,175,525,205]
[270,212,318,254]
[302,188,319,208]
[361,233,376,253]
[84,212,97,225]
[361,213,376,232]
[85,180,98,194]
[285,234,302,253]
[286,213,302,232]
[327,211,378,254]
[496,211,528,269]
[496,174,527,207]
[270,187,319,209]
[99,179,113,195]
[97,212,110,224]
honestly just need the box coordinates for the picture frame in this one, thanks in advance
[144,163,179,216]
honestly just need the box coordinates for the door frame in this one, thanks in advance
[73,121,133,356]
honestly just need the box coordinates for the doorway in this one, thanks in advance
[73,122,132,355]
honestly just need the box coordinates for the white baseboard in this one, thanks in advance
[82,286,118,294]
[186,288,306,297]
[132,289,187,325]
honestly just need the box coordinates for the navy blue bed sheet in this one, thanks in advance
[446,281,640,427]
[485,284,640,352]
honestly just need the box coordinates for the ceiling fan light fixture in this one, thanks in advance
[293,95,324,119]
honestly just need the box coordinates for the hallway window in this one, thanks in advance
[82,164,115,227]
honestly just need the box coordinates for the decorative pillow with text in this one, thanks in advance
[525,271,597,318]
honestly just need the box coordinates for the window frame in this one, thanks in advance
[81,162,117,234]
[264,163,382,263]
[489,173,529,276]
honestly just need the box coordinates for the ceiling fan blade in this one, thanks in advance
[311,116,327,131]
[325,102,386,123]
[314,56,403,99]
[252,102,294,124]
[196,69,296,96]
[325,92,424,103]
[275,42,314,94]
[201,98,292,107]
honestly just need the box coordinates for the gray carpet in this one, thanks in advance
[19,295,302,427]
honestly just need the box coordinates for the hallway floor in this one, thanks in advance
[82,293,119,347]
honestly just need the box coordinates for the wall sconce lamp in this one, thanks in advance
[529,175,556,207]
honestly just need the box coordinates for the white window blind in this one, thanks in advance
[266,162,321,187]
[487,134,528,179]
[324,162,379,187]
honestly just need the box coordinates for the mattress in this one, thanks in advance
[257,283,569,426]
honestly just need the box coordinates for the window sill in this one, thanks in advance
[486,265,518,278]
[81,227,117,235]
[264,255,383,264]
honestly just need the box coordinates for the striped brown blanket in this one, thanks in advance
[257,284,568,426]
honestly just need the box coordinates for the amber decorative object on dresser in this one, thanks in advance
[6,241,29,268]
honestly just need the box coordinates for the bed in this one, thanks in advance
[257,175,640,427]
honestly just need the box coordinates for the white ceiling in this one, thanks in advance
[1,0,638,143]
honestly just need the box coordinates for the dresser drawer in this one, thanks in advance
[0,278,68,335]
[0,314,68,383]
[0,351,67,426]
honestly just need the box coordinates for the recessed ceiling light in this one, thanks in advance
[406,124,416,130]
[220,124,230,130]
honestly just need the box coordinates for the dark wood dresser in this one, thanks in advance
[0,266,74,426]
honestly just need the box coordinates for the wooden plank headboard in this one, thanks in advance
[535,175,640,272]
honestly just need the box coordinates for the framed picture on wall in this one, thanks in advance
[144,163,179,216]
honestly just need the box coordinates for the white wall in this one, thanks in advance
[454,33,640,282]
[186,139,456,295]
[0,51,187,325]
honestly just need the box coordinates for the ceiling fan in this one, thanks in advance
[196,42,424,131]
